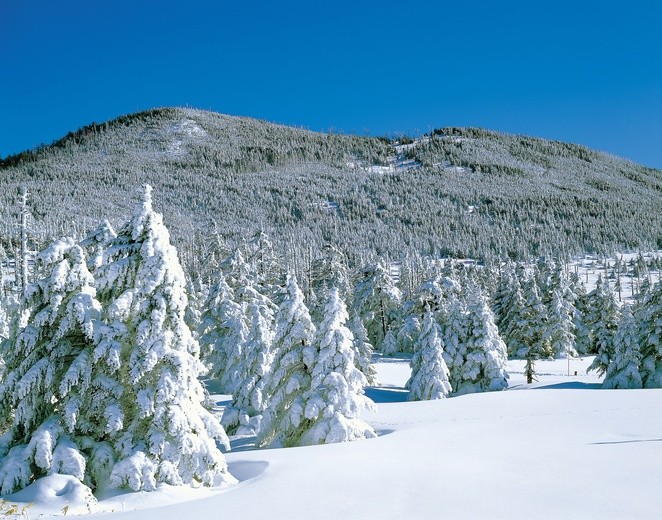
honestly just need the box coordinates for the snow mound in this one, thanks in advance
[4,474,97,515]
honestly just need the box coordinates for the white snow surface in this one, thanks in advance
[2,355,661,519]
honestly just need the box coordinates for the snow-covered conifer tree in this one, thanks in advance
[509,277,550,359]
[197,273,249,394]
[544,288,578,359]
[407,310,452,400]
[397,313,421,354]
[602,305,642,389]
[79,220,116,272]
[638,281,662,388]
[0,238,105,493]
[221,293,275,436]
[353,262,402,350]
[294,288,376,445]
[93,185,235,491]
[455,287,509,394]
[310,244,351,314]
[568,271,591,355]
[257,274,316,448]
[348,312,377,386]
[381,328,399,356]
[438,293,467,391]
[587,276,621,376]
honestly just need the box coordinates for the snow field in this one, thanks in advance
[4,354,660,519]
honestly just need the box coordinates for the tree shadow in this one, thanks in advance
[590,438,662,445]
[365,386,410,403]
[534,382,603,390]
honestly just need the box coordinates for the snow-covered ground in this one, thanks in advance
[3,355,660,519]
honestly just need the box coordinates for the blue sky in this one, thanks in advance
[1,0,661,168]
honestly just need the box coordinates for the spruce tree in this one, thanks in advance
[0,238,105,493]
[353,262,402,351]
[456,287,509,394]
[295,288,375,445]
[544,288,578,359]
[93,185,235,491]
[587,276,621,377]
[348,312,377,386]
[602,305,642,389]
[197,273,249,394]
[407,310,452,400]
[221,294,274,436]
[638,281,662,388]
[257,274,316,448]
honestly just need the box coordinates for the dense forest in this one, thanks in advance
[1,108,660,282]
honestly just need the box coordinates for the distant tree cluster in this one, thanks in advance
[0,108,660,279]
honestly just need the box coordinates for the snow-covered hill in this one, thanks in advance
[5,356,660,519]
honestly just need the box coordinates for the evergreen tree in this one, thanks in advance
[602,305,642,389]
[509,276,550,359]
[310,244,351,315]
[381,328,399,356]
[348,312,377,386]
[257,274,316,448]
[221,294,274,436]
[353,262,402,351]
[438,293,467,391]
[407,310,452,400]
[294,288,376,445]
[0,238,106,493]
[568,271,591,355]
[79,220,116,272]
[397,313,421,354]
[638,281,662,388]
[544,288,578,359]
[498,271,527,358]
[197,273,249,394]
[587,276,621,376]
[456,287,509,394]
[93,185,235,491]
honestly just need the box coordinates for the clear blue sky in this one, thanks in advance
[1,0,661,168]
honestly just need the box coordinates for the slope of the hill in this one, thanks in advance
[1,108,660,273]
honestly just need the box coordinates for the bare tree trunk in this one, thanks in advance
[19,187,30,293]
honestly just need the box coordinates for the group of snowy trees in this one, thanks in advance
[0,186,378,496]
[1,183,661,497]
[0,187,236,495]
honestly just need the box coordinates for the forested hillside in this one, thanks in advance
[1,107,660,276]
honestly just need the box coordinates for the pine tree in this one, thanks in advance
[455,287,509,394]
[294,288,376,445]
[348,312,377,386]
[79,220,116,272]
[587,276,621,377]
[602,305,642,389]
[257,274,316,448]
[197,273,249,394]
[353,262,402,351]
[0,238,105,493]
[544,288,578,359]
[381,328,399,356]
[509,276,550,359]
[638,281,662,388]
[568,271,591,355]
[221,294,274,436]
[93,185,235,491]
[310,244,351,315]
[407,310,452,400]
[438,293,467,391]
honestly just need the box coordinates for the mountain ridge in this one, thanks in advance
[0,107,660,276]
